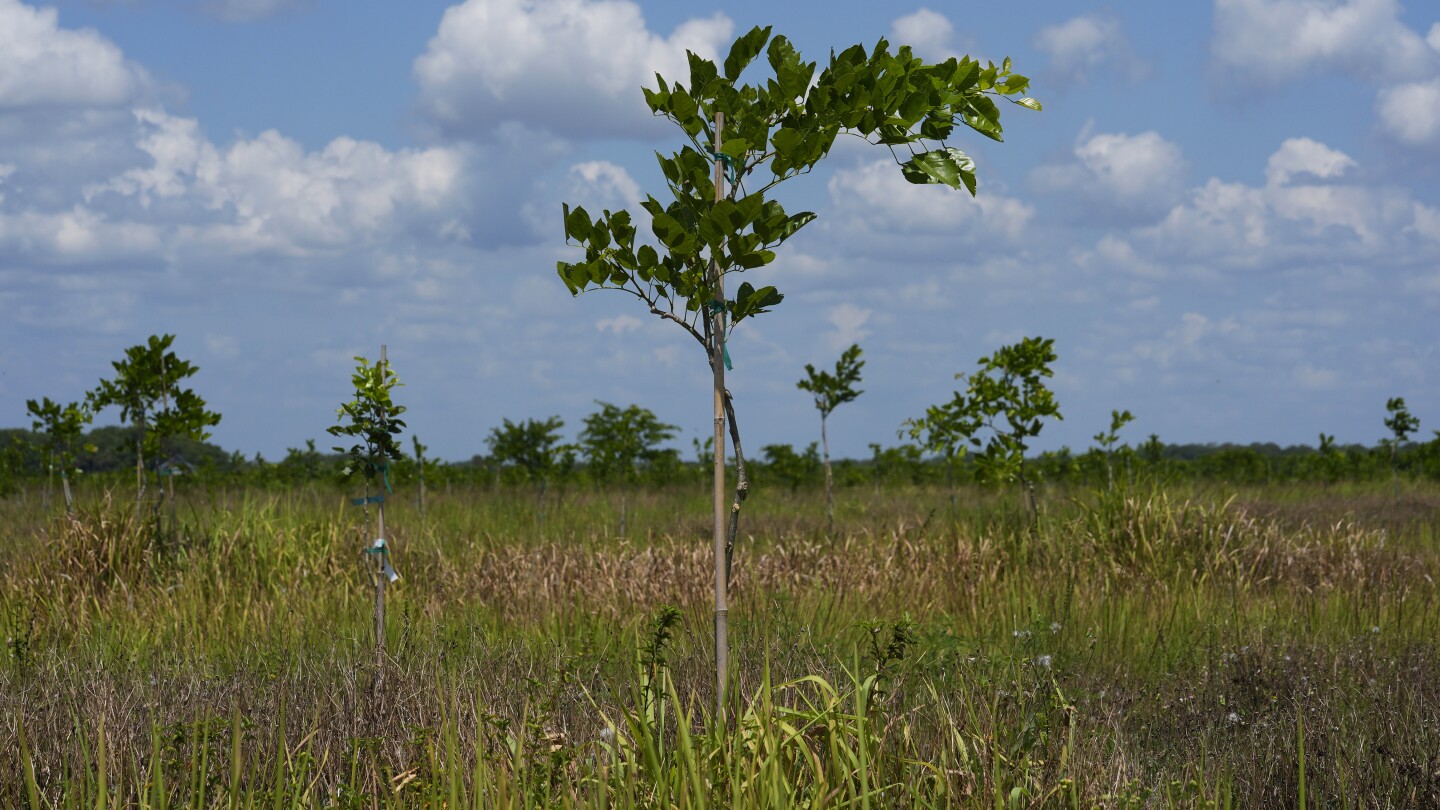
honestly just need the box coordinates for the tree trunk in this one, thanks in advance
[620,486,629,538]
[134,417,145,503]
[710,111,729,718]
[821,412,833,537]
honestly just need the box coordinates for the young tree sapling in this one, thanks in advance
[25,397,94,515]
[557,25,1039,711]
[579,402,678,537]
[797,343,864,536]
[327,349,407,665]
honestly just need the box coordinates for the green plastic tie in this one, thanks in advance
[707,299,733,371]
[374,462,393,494]
[705,149,740,185]
[350,495,385,506]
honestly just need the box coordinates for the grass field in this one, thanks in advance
[2,478,1438,807]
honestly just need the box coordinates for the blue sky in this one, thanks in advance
[1,0,1437,461]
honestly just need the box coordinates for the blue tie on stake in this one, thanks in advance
[351,495,385,506]
[705,149,740,185]
[365,538,400,582]
[708,300,733,371]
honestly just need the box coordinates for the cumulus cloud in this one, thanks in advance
[1032,13,1147,84]
[890,8,966,61]
[1030,128,1188,222]
[826,158,1033,245]
[1377,78,1440,145]
[78,109,469,257]
[1142,137,1435,262]
[1264,136,1356,185]
[413,0,731,140]
[1211,0,1437,85]
[0,0,151,109]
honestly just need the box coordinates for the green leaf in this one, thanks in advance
[651,210,697,254]
[1016,97,1042,111]
[724,25,772,82]
[900,147,976,194]
[719,138,750,160]
[563,204,592,242]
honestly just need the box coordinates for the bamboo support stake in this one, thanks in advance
[710,111,729,717]
[375,344,389,663]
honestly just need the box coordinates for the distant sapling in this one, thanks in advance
[328,348,406,662]
[25,397,94,515]
[1383,397,1419,490]
[89,334,220,542]
[1092,409,1134,489]
[579,402,678,537]
[937,337,1062,530]
[797,343,864,536]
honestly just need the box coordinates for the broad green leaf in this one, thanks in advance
[900,147,975,193]
[650,211,696,254]
[724,25,772,81]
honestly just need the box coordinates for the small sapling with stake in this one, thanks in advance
[328,347,406,668]
[558,25,1039,713]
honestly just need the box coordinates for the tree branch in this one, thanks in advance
[722,386,749,590]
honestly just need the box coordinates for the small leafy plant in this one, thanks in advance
[1382,396,1419,488]
[89,334,221,504]
[579,402,678,537]
[797,343,864,536]
[25,396,94,515]
[1093,408,1135,490]
[328,350,406,657]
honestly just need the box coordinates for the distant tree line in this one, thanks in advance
[3,423,1439,497]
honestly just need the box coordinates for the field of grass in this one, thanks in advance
[2,477,1438,807]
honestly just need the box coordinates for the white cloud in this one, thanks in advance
[1141,138,1434,258]
[83,109,468,255]
[1030,128,1188,222]
[596,314,642,334]
[1033,13,1146,84]
[1212,0,1437,85]
[1264,137,1356,185]
[827,158,1033,242]
[1430,22,1440,51]
[413,0,732,139]
[890,9,959,61]
[0,0,150,109]
[1377,78,1440,145]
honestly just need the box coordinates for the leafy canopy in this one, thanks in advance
[89,334,221,461]
[1384,397,1419,445]
[26,397,95,471]
[579,402,678,484]
[558,25,1038,353]
[797,344,865,419]
[328,355,407,487]
[905,337,1062,485]
[486,416,569,483]
[964,337,1063,484]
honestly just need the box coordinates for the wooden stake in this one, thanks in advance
[710,111,729,717]
[375,344,389,664]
